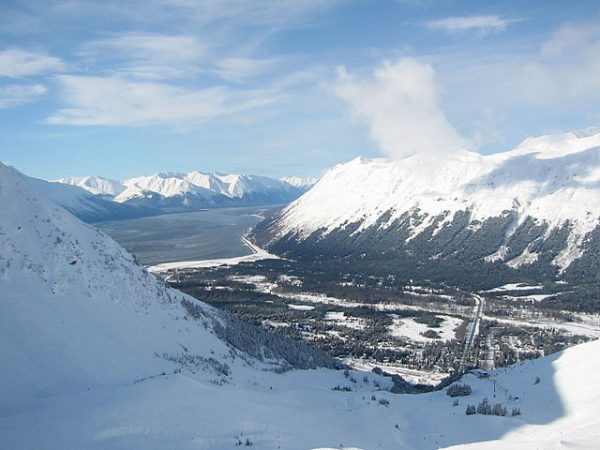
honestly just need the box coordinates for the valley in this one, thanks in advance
[4,3,600,447]
[136,213,598,386]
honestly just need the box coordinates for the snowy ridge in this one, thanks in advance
[56,170,312,204]
[266,130,600,271]
[57,175,125,196]
[116,171,307,202]
[279,175,318,188]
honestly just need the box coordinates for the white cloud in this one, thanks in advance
[517,23,600,104]
[47,75,280,126]
[0,84,47,108]
[214,57,280,82]
[541,22,600,57]
[426,15,512,34]
[157,0,338,28]
[332,58,466,159]
[0,48,64,78]
[80,33,206,80]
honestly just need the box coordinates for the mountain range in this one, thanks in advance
[252,129,600,291]
[2,158,600,449]
[39,171,316,222]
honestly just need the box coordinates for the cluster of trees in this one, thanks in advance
[447,383,472,397]
[466,399,507,416]
[181,298,341,371]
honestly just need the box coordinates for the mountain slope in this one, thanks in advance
[253,130,600,289]
[0,162,334,413]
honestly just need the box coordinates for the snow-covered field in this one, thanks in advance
[389,315,463,342]
[325,311,368,330]
[484,283,545,293]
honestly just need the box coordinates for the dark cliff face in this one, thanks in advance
[252,206,600,291]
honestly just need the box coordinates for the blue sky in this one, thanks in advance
[1,0,599,180]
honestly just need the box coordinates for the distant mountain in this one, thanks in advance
[52,170,314,219]
[56,175,126,197]
[26,176,152,222]
[252,129,600,290]
[279,176,318,188]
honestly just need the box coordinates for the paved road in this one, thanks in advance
[458,294,485,373]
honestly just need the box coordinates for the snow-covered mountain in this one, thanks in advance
[253,129,600,288]
[53,170,313,217]
[279,175,318,188]
[2,161,600,448]
[116,171,306,206]
[56,175,126,196]
[26,175,152,222]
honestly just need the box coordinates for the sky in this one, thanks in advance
[1,0,599,180]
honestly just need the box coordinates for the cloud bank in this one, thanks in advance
[46,75,279,126]
[332,58,465,159]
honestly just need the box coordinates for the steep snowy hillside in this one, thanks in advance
[448,337,600,449]
[1,161,599,449]
[57,175,125,196]
[253,130,600,288]
[0,161,334,413]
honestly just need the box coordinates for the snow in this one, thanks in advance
[280,175,318,188]
[324,311,367,330]
[506,247,539,268]
[446,337,600,450]
[56,175,125,196]
[0,162,230,414]
[3,160,600,449]
[497,293,555,302]
[484,283,545,292]
[288,304,315,311]
[271,129,600,269]
[389,315,463,342]
[345,358,449,385]
[113,171,302,202]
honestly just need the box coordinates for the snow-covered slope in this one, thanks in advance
[448,337,600,450]
[254,130,600,287]
[279,175,318,188]
[56,175,125,196]
[0,163,235,411]
[0,162,333,412]
[2,161,600,449]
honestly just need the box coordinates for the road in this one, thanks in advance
[458,293,485,373]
